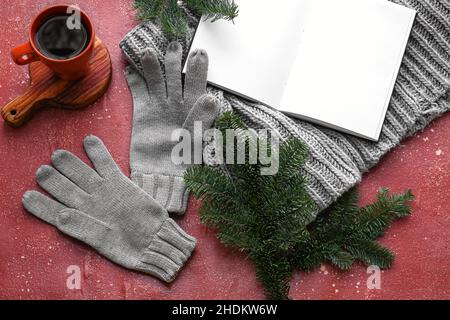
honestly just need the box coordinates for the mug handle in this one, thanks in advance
[11,42,39,65]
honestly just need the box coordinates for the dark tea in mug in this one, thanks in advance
[35,14,90,60]
[11,5,96,80]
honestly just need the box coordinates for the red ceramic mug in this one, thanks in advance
[11,4,95,81]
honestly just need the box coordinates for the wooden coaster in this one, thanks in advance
[1,37,112,127]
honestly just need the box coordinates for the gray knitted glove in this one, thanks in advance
[125,42,220,215]
[22,135,196,283]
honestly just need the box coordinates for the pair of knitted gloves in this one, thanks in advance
[21,42,220,283]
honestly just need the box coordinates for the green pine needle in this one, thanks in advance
[327,247,355,271]
[134,0,165,20]
[184,112,415,300]
[159,0,189,38]
[186,0,239,22]
[134,0,238,39]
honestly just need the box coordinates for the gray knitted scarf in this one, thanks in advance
[120,0,449,217]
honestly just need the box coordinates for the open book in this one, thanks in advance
[184,0,416,141]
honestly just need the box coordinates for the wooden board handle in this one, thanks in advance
[1,78,70,127]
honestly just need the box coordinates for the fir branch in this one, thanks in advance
[134,0,166,20]
[326,245,355,271]
[186,0,239,22]
[277,138,309,179]
[134,0,188,38]
[295,188,414,273]
[184,166,236,203]
[185,111,414,300]
[356,188,414,239]
[134,0,239,38]
[159,0,189,38]
[346,239,395,269]
[254,256,292,300]
[215,110,247,131]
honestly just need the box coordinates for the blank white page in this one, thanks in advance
[185,0,314,107]
[281,0,416,140]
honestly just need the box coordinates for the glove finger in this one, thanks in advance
[56,209,111,251]
[184,49,209,107]
[36,165,90,209]
[182,94,220,133]
[165,42,183,103]
[125,66,151,108]
[141,49,166,100]
[83,135,121,178]
[22,190,67,226]
[51,150,103,194]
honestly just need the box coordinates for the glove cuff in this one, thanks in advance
[136,218,196,283]
[132,172,189,215]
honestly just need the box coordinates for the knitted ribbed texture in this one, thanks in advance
[120,0,449,217]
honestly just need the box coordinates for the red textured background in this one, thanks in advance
[0,0,449,300]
